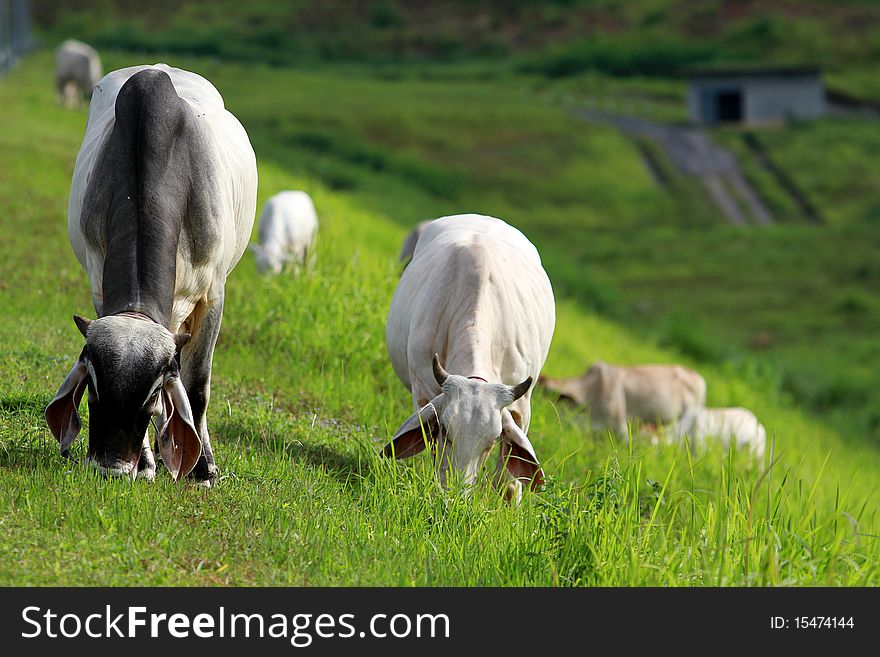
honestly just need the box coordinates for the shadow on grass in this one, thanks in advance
[285,440,367,488]
[215,414,370,490]
[0,434,65,472]
[0,392,63,470]
[0,393,49,420]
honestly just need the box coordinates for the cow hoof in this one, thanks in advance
[188,464,217,489]
[137,467,156,483]
[187,458,218,484]
[504,480,523,506]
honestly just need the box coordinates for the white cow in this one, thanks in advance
[384,214,556,503]
[397,219,433,268]
[55,39,103,108]
[670,407,767,459]
[251,190,319,275]
[540,361,706,439]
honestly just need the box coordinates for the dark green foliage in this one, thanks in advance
[28,0,880,83]
[518,37,724,78]
[658,313,726,364]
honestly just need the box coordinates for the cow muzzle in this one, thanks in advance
[86,452,141,481]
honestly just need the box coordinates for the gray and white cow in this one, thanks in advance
[45,64,257,485]
[384,214,556,503]
[540,361,706,439]
[55,39,103,108]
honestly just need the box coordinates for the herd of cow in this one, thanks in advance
[44,41,767,503]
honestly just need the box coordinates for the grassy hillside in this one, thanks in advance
[31,1,880,79]
[0,52,878,586]
[174,54,880,441]
[31,3,880,439]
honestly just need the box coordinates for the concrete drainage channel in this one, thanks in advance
[576,109,788,226]
[741,132,824,225]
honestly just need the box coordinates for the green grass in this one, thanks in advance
[827,68,880,107]
[1,52,879,586]
[741,120,880,226]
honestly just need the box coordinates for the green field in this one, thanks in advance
[1,49,878,586]
[29,2,880,441]
[223,59,880,441]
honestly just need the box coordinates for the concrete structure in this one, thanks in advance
[687,67,825,126]
[0,0,31,77]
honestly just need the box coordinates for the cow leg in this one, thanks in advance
[137,434,157,482]
[491,455,523,506]
[180,296,224,485]
[305,242,315,272]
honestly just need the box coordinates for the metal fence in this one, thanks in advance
[0,0,31,77]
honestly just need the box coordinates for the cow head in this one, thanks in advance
[538,372,586,406]
[45,315,201,481]
[249,243,284,275]
[384,354,544,495]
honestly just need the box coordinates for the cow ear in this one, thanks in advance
[159,377,202,482]
[73,314,93,338]
[499,409,544,491]
[382,397,443,459]
[45,357,89,456]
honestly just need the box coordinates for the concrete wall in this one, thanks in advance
[688,73,825,126]
[0,0,31,77]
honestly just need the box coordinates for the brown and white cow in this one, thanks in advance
[541,361,706,439]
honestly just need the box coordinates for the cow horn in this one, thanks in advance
[432,353,450,386]
[174,332,192,352]
[510,376,533,402]
[73,315,93,338]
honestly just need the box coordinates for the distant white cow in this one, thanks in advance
[670,407,767,459]
[251,191,319,274]
[397,219,433,268]
[384,214,556,503]
[540,361,706,439]
[55,39,103,108]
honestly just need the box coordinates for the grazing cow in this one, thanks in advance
[540,361,706,439]
[397,219,433,268]
[251,190,319,275]
[45,64,258,485]
[384,214,556,503]
[670,407,767,459]
[55,39,102,108]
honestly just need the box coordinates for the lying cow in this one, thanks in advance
[540,361,706,439]
[397,219,433,269]
[55,39,102,108]
[384,213,556,503]
[45,64,258,485]
[251,190,319,275]
[670,407,767,460]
